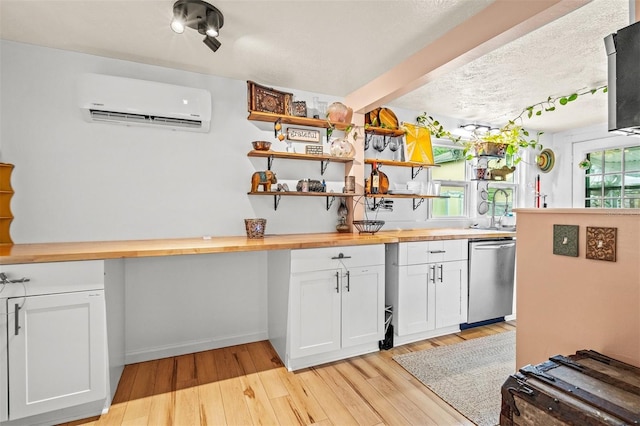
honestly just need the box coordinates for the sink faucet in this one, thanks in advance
[490,188,509,229]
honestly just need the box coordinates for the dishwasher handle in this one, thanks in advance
[473,243,515,250]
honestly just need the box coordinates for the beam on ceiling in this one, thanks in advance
[345,0,592,114]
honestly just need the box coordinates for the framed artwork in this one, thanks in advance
[403,123,434,164]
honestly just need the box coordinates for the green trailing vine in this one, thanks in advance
[416,85,608,164]
[516,85,608,122]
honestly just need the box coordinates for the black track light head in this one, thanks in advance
[170,0,224,52]
[203,35,221,52]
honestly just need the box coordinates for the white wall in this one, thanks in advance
[0,41,353,244]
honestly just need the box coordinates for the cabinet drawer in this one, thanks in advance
[0,261,104,298]
[402,239,468,265]
[291,245,384,273]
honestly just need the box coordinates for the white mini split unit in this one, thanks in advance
[77,73,212,133]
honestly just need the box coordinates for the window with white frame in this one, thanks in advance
[430,144,468,217]
[583,145,640,208]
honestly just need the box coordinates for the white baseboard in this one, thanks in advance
[124,332,268,364]
[392,325,461,347]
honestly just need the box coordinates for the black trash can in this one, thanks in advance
[379,305,394,350]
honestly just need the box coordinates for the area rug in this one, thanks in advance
[393,331,515,426]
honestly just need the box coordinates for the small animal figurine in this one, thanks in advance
[251,170,277,192]
[489,165,516,181]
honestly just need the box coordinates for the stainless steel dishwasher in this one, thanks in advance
[464,238,516,327]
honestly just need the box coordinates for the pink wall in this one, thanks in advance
[515,209,640,368]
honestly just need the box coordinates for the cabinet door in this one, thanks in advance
[290,270,341,358]
[341,265,385,348]
[396,264,434,335]
[7,290,107,420]
[434,260,468,329]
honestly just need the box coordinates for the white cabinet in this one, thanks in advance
[0,261,107,424]
[386,239,468,345]
[270,245,385,370]
[8,290,107,420]
[433,259,467,329]
[290,269,341,358]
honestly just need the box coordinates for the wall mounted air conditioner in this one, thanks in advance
[77,73,211,133]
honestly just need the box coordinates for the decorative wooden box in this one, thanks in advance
[247,81,293,115]
[500,350,640,425]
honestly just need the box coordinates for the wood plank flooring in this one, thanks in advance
[62,321,515,426]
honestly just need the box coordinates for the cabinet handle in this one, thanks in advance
[14,303,21,336]
[0,273,30,284]
[331,253,351,260]
[438,264,443,283]
[429,265,436,283]
[335,271,340,293]
[346,271,350,292]
[429,250,446,254]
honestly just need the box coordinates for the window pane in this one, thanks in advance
[432,146,466,181]
[624,146,640,172]
[623,198,640,208]
[604,149,622,173]
[586,198,602,207]
[603,174,622,195]
[588,152,603,174]
[624,172,640,196]
[603,198,622,208]
[432,185,465,217]
[586,175,602,191]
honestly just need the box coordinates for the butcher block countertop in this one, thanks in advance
[0,228,515,265]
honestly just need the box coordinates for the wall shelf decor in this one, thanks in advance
[0,163,14,244]
[553,224,579,257]
[586,226,617,262]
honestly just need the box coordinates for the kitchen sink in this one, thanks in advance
[470,225,516,232]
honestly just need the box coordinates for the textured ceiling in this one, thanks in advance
[0,0,631,133]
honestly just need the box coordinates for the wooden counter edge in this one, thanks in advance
[0,229,515,265]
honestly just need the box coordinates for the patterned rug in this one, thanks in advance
[393,331,515,426]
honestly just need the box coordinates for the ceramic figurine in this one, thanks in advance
[251,170,277,192]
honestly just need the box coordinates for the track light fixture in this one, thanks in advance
[461,124,493,133]
[171,0,224,52]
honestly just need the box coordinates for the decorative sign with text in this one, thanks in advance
[287,128,321,143]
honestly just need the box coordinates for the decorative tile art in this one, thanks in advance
[553,225,579,257]
[586,226,617,262]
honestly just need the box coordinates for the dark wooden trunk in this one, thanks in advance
[500,350,640,425]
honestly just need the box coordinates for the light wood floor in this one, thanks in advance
[62,321,515,426]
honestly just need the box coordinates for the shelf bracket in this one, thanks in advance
[273,194,281,211]
[326,195,336,210]
[411,166,424,179]
[267,154,274,171]
[320,159,330,175]
[413,197,426,210]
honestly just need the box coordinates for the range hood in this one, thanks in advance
[605,21,640,134]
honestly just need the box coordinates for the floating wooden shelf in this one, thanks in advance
[248,150,353,163]
[247,111,352,131]
[365,193,447,199]
[364,126,405,137]
[248,191,357,197]
[364,158,438,168]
